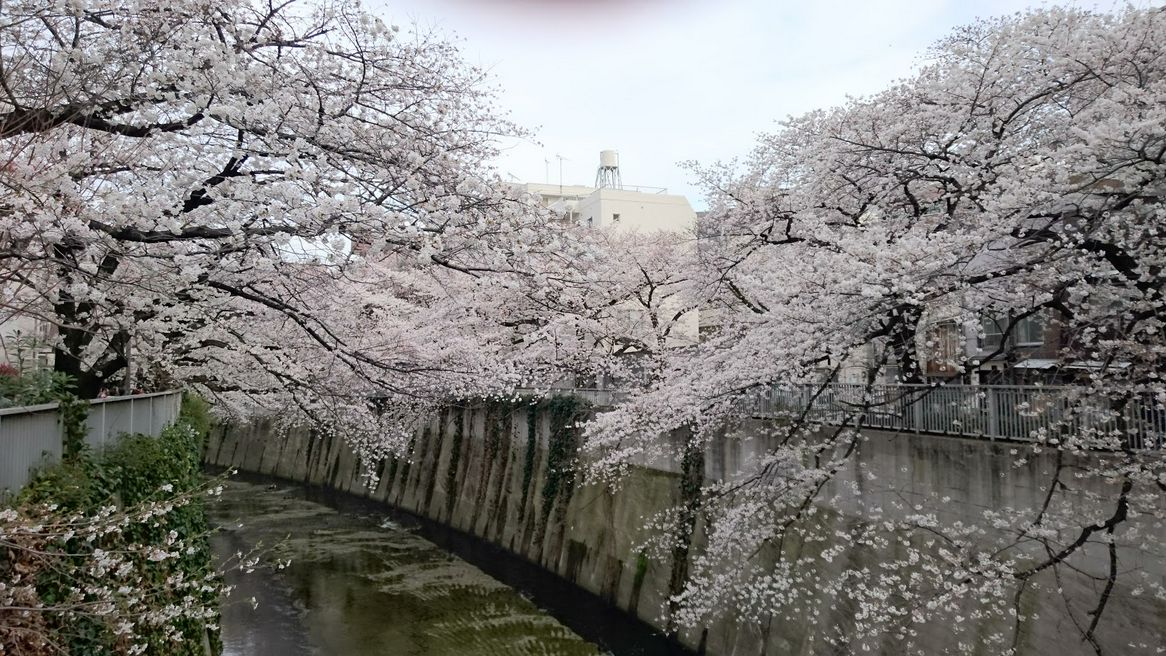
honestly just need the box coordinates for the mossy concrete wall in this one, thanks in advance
[204,404,1166,656]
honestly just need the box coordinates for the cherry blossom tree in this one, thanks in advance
[587,7,1166,654]
[505,226,701,390]
[0,0,552,415]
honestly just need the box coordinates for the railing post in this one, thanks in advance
[987,387,1000,439]
[1125,404,1140,450]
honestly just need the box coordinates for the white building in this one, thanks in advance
[514,151,697,233]
[0,307,53,372]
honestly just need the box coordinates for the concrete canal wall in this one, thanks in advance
[204,399,1166,655]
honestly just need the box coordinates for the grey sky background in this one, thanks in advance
[370,0,1122,209]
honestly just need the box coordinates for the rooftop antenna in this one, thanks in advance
[555,153,568,194]
[544,157,550,184]
[595,149,622,189]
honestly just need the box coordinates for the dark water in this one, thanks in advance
[208,478,689,656]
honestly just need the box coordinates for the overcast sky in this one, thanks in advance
[369,0,1116,209]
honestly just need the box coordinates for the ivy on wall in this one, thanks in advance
[538,395,592,527]
[666,433,705,637]
[483,400,507,465]
[58,392,89,462]
[443,407,465,517]
[518,402,539,516]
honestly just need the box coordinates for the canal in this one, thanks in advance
[208,478,687,656]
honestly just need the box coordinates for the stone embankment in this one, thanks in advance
[204,397,1166,655]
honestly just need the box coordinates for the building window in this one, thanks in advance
[924,321,960,376]
[980,313,1044,350]
[1015,314,1044,346]
[980,317,1004,350]
[612,213,621,223]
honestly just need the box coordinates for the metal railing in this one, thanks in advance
[0,390,183,494]
[513,383,1166,448]
[748,383,1166,449]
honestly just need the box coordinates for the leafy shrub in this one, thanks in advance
[180,393,216,447]
[0,370,74,408]
[2,416,222,656]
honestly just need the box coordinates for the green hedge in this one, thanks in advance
[9,398,220,656]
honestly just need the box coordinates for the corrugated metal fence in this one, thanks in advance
[0,390,183,494]
[749,383,1166,448]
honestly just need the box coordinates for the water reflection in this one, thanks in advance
[209,480,600,656]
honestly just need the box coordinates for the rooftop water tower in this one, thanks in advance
[595,150,622,189]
